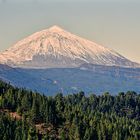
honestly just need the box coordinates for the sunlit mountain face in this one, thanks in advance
[0,26,139,69]
[0,26,139,95]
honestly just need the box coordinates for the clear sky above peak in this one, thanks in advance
[0,0,140,63]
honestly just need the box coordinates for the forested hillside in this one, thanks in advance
[0,80,140,140]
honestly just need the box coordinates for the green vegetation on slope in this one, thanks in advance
[0,80,140,140]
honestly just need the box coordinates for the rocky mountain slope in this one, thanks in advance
[0,26,139,95]
[0,26,139,68]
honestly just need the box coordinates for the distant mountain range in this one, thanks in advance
[0,26,139,95]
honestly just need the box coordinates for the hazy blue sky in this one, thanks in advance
[0,0,140,62]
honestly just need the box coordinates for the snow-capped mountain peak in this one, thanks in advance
[49,25,65,32]
[0,25,139,68]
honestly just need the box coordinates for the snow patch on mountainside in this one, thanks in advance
[0,25,139,68]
